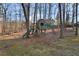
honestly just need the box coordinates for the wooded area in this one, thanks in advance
[0,3,79,56]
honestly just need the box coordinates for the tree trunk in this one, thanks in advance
[2,10,6,34]
[43,3,47,19]
[72,4,75,30]
[58,3,63,38]
[63,3,65,29]
[39,3,41,19]
[75,3,78,36]
[21,3,30,38]
[48,3,51,19]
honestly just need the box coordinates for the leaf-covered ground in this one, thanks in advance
[0,31,79,56]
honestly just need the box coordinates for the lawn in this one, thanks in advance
[0,35,79,56]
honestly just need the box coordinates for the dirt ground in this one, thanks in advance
[0,28,75,40]
[0,28,79,55]
[0,31,24,40]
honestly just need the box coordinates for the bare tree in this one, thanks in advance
[0,4,3,34]
[63,3,65,29]
[21,3,30,38]
[2,3,10,34]
[75,3,78,35]
[43,4,46,19]
[39,3,42,19]
[48,3,52,19]
[72,4,75,30]
[58,3,63,38]
[14,4,18,33]
[8,10,12,34]
[33,3,38,24]
[65,4,70,25]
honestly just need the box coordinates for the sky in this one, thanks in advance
[5,3,25,21]
[1,3,58,22]
[1,3,79,23]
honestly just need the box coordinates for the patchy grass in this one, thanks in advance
[0,36,79,55]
